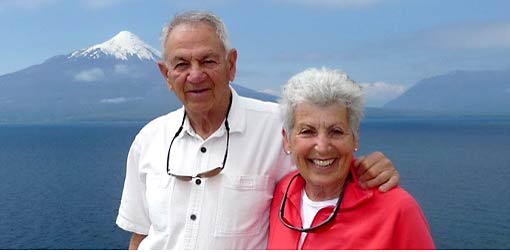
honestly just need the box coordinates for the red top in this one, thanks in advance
[267,166,435,250]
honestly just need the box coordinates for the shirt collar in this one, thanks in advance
[285,162,374,211]
[177,86,246,139]
[224,87,246,134]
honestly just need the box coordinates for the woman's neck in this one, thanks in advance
[304,180,346,202]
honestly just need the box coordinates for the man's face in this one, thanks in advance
[158,23,237,116]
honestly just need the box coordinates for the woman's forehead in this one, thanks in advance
[294,103,348,124]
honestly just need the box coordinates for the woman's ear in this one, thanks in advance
[354,128,359,151]
[282,128,291,154]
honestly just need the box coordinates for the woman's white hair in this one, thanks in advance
[280,67,365,140]
[160,11,231,62]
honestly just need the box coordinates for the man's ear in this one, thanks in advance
[157,61,173,90]
[227,48,237,82]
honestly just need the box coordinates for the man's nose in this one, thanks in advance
[186,66,206,84]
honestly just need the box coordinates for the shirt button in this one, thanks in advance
[200,147,207,153]
[195,179,202,185]
[190,214,197,221]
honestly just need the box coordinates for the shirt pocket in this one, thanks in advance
[214,175,273,237]
[145,174,173,232]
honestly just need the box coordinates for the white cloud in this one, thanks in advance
[360,81,407,107]
[100,97,127,104]
[1,0,135,10]
[275,0,383,9]
[260,88,281,97]
[0,0,58,10]
[114,64,130,75]
[74,68,105,82]
[419,22,510,49]
[114,64,144,78]
[79,0,131,9]
[100,97,141,104]
[171,0,233,9]
[0,97,12,104]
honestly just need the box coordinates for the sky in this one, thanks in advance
[1,0,509,107]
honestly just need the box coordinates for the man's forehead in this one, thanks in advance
[168,48,222,60]
[167,23,217,42]
[166,24,224,53]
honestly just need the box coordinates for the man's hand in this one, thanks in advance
[354,151,399,192]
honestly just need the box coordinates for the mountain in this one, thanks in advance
[0,31,277,123]
[68,31,160,61]
[383,70,510,116]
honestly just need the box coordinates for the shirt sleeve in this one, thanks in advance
[391,192,435,249]
[275,152,295,182]
[116,135,151,235]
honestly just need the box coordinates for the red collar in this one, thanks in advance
[283,161,373,212]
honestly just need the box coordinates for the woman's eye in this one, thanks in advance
[335,129,344,134]
[331,128,346,136]
[298,129,314,135]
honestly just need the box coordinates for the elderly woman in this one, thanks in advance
[267,68,434,249]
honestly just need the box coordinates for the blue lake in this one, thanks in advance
[0,118,509,249]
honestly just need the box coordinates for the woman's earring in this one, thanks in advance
[285,150,291,155]
[354,148,358,152]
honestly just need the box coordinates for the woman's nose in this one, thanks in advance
[314,134,331,153]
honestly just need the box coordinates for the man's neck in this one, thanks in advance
[187,114,224,139]
[186,93,232,140]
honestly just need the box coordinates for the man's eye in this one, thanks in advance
[203,60,217,67]
[173,62,188,70]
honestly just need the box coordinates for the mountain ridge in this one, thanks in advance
[383,69,510,115]
[0,31,277,123]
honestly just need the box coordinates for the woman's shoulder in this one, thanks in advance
[373,186,422,212]
[275,171,300,193]
[278,170,300,183]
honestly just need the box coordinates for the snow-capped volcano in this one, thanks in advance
[69,31,160,61]
[0,30,277,123]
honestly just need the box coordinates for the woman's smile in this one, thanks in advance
[311,158,335,167]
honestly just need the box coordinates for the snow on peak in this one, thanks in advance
[69,31,160,61]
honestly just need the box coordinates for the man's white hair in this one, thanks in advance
[159,11,231,62]
[280,67,365,140]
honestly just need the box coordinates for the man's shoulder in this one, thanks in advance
[136,109,182,139]
[238,95,279,114]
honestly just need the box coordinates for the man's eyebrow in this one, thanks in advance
[169,51,220,63]
[199,51,220,59]
[168,56,188,63]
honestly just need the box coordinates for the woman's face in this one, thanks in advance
[283,102,357,190]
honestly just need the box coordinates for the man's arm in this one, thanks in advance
[355,151,400,192]
[128,233,147,250]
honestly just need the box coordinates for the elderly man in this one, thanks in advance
[116,11,399,250]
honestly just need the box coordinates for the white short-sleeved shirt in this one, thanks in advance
[116,88,293,249]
